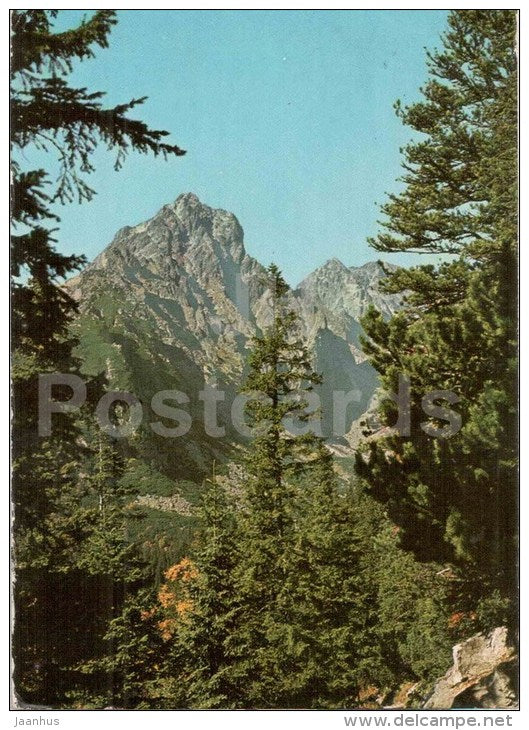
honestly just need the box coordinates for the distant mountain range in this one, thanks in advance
[67,193,402,480]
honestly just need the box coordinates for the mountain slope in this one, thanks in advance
[68,193,402,479]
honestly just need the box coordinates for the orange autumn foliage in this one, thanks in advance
[154,558,199,640]
[448,611,466,628]
[140,606,156,621]
[158,583,175,610]
[164,557,198,583]
[157,618,175,641]
[448,610,477,629]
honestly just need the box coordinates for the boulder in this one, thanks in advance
[423,627,518,709]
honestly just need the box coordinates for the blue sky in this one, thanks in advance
[36,9,449,286]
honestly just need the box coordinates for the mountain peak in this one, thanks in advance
[175,192,201,205]
[165,193,245,247]
[296,257,349,290]
[323,257,348,271]
[69,196,404,473]
[295,254,401,320]
[82,192,252,298]
[350,260,397,274]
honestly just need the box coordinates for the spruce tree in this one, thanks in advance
[227,264,323,707]
[10,10,185,704]
[284,444,391,707]
[224,265,385,708]
[168,477,240,709]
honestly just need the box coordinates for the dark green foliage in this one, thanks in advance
[75,433,144,581]
[11,9,184,705]
[281,449,393,707]
[475,591,512,634]
[145,267,398,709]
[13,429,144,704]
[227,266,331,708]
[167,478,240,708]
[85,587,171,709]
[357,10,517,620]
[369,518,453,681]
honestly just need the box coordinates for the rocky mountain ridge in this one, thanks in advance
[68,193,402,479]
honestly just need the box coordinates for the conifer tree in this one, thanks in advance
[10,10,185,704]
[227,265,323,707]
[222,265,386,708]
[284,444,391,707]
[167,477,240,708]
[96,586,169,709]
[356,10,517,621]
[76,432,143,581]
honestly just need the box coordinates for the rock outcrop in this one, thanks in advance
[423,627,518,709]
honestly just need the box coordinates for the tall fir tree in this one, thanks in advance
[226,265,387,708]
[228,264,324,707]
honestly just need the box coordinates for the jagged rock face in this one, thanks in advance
[297,257,400,322]
[68,193,266,383]
[423,627,518,709]
[68,193,401,478]
[296,258,402,370]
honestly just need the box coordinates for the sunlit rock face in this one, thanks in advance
[67,193,402,477]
